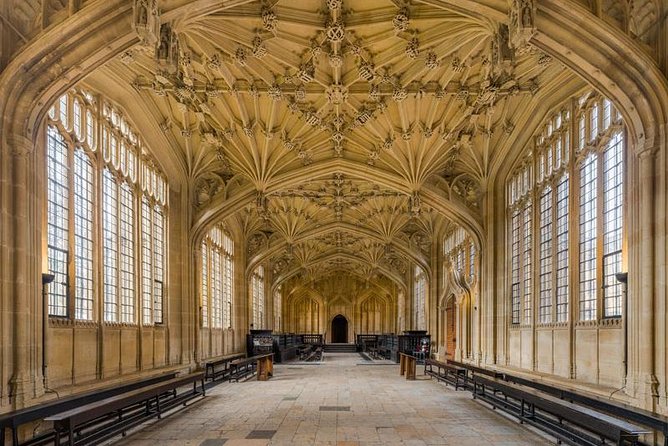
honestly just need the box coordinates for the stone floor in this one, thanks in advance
[113,353,553,445]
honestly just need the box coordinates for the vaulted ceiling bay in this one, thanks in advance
[84,0,576,315]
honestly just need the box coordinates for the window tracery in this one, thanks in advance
[46,89,168,324]
[200,226,234,329]
[507,92,625,325]
[413,266,426,330]
[252,266,265,329]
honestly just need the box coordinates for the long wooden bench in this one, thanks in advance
[473,375,649,446]
[45,372,205,446]
[204,354,245,382]
[447,359,503,382]
[424,359,466,390]
[0,372,178,446]
[503,373,668,446]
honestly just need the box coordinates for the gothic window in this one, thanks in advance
[200,226,234,329]
[201,242,209,327]
[539,186,553,323]
[73,148,94,320]
[555,175,569,322]
[522,201,532,324]
[510,210,521,324]
[602,132,624,317]
[45,90,168,324]
[46,126,69,317]
[506,92,625,326]
[579,153,598,321]
[414,266,426,330]
[274,286,282,331]
[252,266,265,329]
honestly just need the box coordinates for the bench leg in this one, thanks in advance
[11,428,17,446]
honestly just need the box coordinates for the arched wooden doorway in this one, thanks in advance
[331,315,348,343]
[445,297,456,359]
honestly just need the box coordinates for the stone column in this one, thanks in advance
[8,134,39,407]
[635,147,659,407]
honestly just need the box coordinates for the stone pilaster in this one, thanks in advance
[634,146,659,407]
[8,134,40,407]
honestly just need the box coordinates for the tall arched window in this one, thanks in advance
[46,90,167,324]
[506,92,625,325]
[200,226,234,329]
[413,266,426,330]
[251,266,265,329]
[273,286,282,331]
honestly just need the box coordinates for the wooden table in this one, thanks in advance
[399,352,417,380]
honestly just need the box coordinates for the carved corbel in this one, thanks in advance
[508,0,536,53]
[133,0,160,47]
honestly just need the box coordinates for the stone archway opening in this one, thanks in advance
[331,315,348,343]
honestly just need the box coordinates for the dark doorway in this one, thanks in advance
[331,315,348,343]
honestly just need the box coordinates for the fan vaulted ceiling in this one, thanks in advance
[87,0,575,291]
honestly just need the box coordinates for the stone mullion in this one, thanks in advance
[569,99,580,380]
[550,173,558,326]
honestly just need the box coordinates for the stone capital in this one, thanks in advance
[7,134,34,158]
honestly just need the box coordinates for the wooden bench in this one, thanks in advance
[303,346,322,362]
[399,353,417,380]
[0,372,178,446]
[424,359,466,390]
[503,373,668,446]
[447,359,503,382]
[473,375,649,446]
[45,373,205,446]
[204,354,245,382]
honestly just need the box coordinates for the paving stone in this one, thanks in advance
[111,353,552,446]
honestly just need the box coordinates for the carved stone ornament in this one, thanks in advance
[425,51,439,69]
[268,84,283,101]
[326,19,346,43]
[326,84,348,105]
[358,62,375,81]
[392,8,410,33]
[133,0,159,47]
[327,0,342,10]
[252,36,267,58]
[262,7,278,32]
[509,0,536,52]
[156,23,180,74]
[405,37,420,59]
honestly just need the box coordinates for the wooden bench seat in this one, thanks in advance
[473,375,649,446]
[204,354,245,381]
[44,373,205,446]
[447,359,503,380]
[424,359,466,390]
[502,373,668,446]
[0,372,178,446]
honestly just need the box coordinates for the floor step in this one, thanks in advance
[324,344,357,353]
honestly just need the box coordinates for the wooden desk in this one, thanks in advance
[399,352,417,380]
[256,353,274,381]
